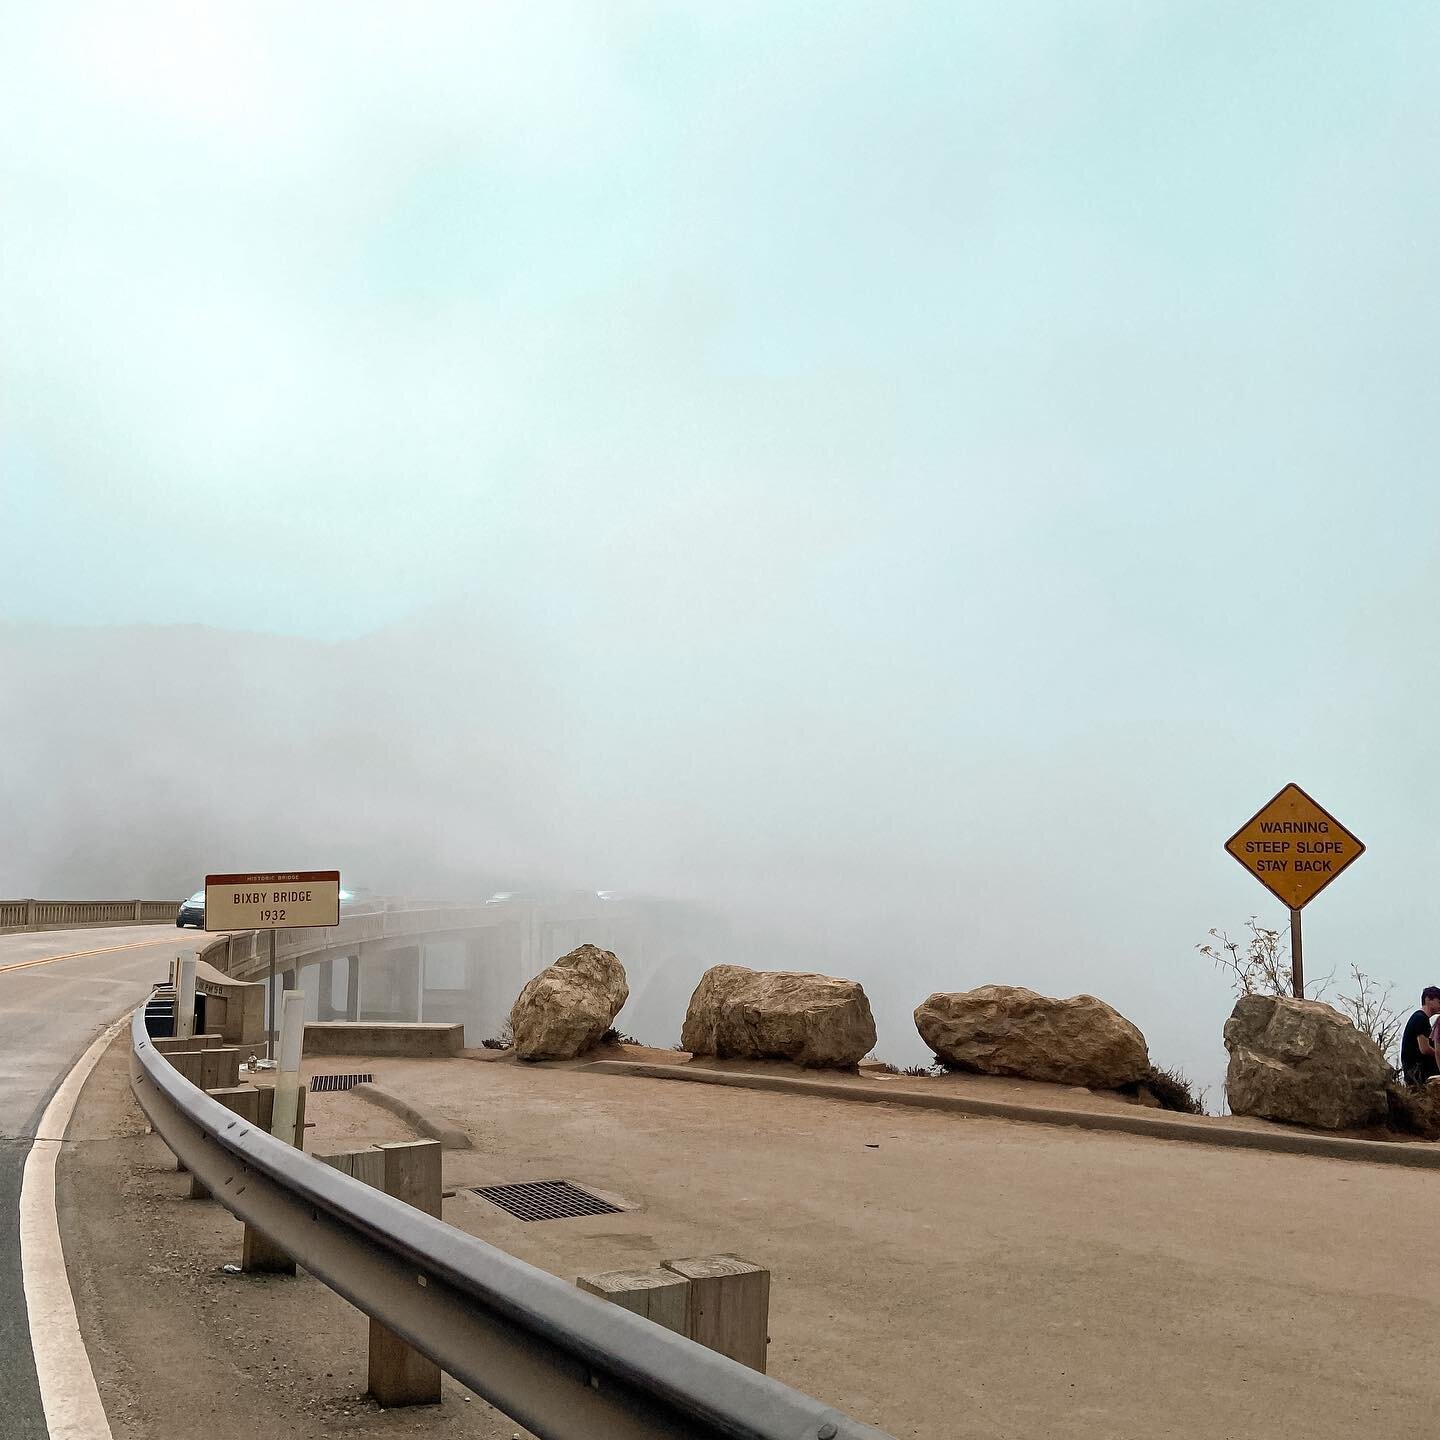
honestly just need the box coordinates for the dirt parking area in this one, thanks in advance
[62,1039,1437,1440]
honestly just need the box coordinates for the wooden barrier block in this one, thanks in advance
[577,1267,691,1336]
[191,1086,260,1199]
[317,1140,443,1407]
[663,1256,770,1373]
[199,1048,241,1090]
[166,1050,205,1085]
[153,1034,224,1056]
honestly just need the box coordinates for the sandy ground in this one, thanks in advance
[62,1039,1440,1440]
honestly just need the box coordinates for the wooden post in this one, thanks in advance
[663,1256,770,1373]
[190,1086,260,1199]
[240,1081,308,1274]
[578,1256,771,1372]
[577,1267,691,1336]
[316,1140,443,1406]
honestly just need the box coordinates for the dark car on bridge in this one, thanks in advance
[175,890,205,928]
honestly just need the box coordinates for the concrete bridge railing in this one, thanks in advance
[0,897,179,934]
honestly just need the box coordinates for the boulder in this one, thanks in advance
[681,965,877,1069]
[509,944,629,1061]
[1223,994,1390,1131]
[915,985,1150,1089]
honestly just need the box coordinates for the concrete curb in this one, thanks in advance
[349,1082,472,1151]
[584,1061,1440,1170]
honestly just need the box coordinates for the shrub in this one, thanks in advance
[1127,1064,1206,1116]
[600,1028,644,1046]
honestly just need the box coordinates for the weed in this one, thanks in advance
[1123,1064,1206,1115]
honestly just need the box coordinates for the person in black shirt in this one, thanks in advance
[1399,986,1440,1085]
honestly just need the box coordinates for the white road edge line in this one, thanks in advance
[19,1015,128,1440]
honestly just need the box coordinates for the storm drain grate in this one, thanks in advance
[471,1179,621,1221]
[308,1073,372,1093]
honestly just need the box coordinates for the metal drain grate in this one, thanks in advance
[308,1073,373,1093]
[471,1179,621,1221]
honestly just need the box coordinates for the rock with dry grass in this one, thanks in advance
[509,944,629,1061]
[1224,994,1390,1131]
[915,985,1150,1090]
[681,964,877,1068]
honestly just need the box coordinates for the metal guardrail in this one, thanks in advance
[129,1004,893,1440]
[1,897,180,932]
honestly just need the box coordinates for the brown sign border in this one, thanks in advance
[1223,782,1364,911]
[205,870,340,886]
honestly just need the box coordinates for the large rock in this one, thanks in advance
[509,944,629,1061]
[681,965,877,1069]
[915,985,1150,1089]
[1223,994,1390,1130]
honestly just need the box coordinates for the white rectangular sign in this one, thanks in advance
[204,870,341,931]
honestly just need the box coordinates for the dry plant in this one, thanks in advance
[1197,916,1402,1064]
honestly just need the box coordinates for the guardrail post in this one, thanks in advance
[25,899,36,927]
[577,1255,771,1372]
[317,1139,443,1406]
[191,1086,261,1199]
[242,996,309,1274]
[664,1257,770,1373]
[577,1267,691,1335]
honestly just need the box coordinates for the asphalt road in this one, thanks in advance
[0,923,199,1440]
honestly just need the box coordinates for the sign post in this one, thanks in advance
[204,870,341,1060]
[1223,784,1364,998]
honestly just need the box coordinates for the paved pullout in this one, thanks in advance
[60,1041,1440,1440]
[0,924,195,1439]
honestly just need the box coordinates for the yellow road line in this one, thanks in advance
[0,939,163,977]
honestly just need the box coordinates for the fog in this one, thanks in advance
[5,4,1440,1096]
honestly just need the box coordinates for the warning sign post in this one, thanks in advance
[1223,785,1363,998]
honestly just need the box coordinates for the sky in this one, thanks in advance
[4,1,1440,1097]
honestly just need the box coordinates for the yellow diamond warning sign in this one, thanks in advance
[1224,783,1364,911]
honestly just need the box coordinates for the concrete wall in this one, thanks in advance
[303,1022,464,1057]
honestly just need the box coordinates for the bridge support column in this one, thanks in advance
[345,954,360,1020]
[316,958,336,1020]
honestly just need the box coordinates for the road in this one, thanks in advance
[0,923,196,1440]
